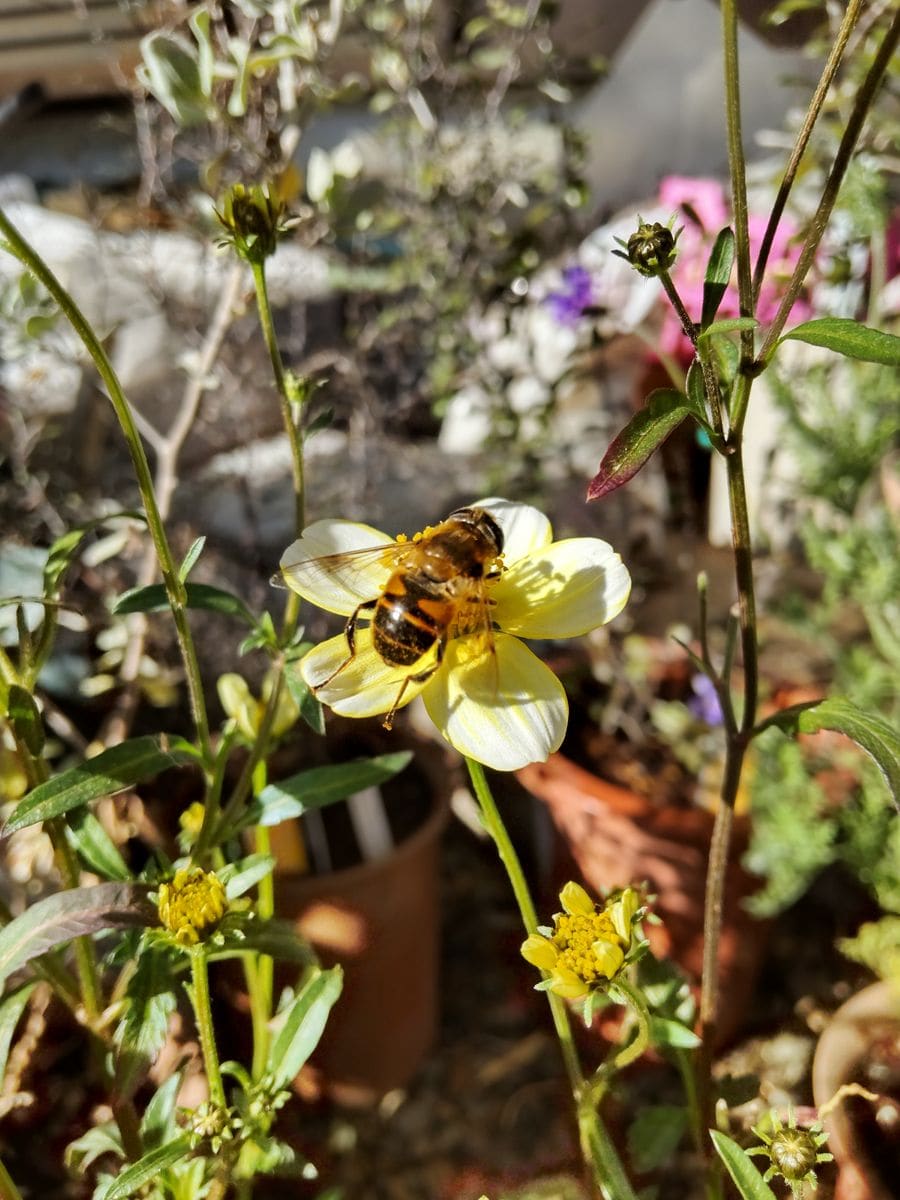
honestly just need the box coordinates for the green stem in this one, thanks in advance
[51,821,103,1023]
[465,759,638,1200]
[190,946,226,1108]
[720,0,754,367]
[658,271,725,437]
[250,760,275,1080]
[752,0,863,299]
[756,8,900,364]
[0,1158,24,1200]
[605,977,651,1075]
[250,260,304,641]
[0,207,212,764]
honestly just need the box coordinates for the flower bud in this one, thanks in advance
[158,867,228,946]
[748,1111,833,1197]
[616,220,679,278]
[215,183,288,264]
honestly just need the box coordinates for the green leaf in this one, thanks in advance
[43,513,144,598]
[7,684,44,755]
[284,657,325,736]
[710,1131,778,1200]
[760,697,900,812]
[701,227,735,329]
[97,1134,193,1200]
[698,316,759,345]
[246,752,412,829]
[221,853,275,899]
[65,809,133,881]
[221,919,315,965]
[0,982,36,1085]
[5,735,195,835]
[781,317,900,366]
[268,967,343,1089]
[140,1071,183,1148]
[587,390,703,501]
[649,1016,702,1049]
[0,883,155,988]
[114,948,177,1101]
[112,582,255,626]
[628,1105,688,1172]
[178,536,206,582]
[65,1120,124,1173]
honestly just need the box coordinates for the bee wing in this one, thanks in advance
[279,520,410,615]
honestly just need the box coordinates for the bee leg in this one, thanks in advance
[382,642,444,731]
[314,600,376,690]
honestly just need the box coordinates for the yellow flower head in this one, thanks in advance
[217,670,299,743]
[522,883,644,1000]
[158,867,228,946]
[279,499,631,771]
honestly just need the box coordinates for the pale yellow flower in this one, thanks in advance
[279,498,630,771]
[217,670,299,742]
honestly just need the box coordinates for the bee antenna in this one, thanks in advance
[269,571,287,589]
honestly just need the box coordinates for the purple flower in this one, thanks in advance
[545,265,594,327]
[686,674,724,726]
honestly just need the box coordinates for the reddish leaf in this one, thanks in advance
[587,389,700,501]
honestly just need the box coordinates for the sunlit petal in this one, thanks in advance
[280,519,395,615]
[301,627,432,719]
[472,497,553,563]
[560,881,595,917]
[591,940,625,979]
[549,967,589,1000]
[521,934,559,971]
[491,538,631,638]
[422,634,567,770]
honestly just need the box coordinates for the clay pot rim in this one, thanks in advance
[274,785,450,893]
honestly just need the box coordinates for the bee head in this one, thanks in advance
[449,506,504,556]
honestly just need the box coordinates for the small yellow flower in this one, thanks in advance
[748,1111,833,1197]
[178,801,206,846]
[158,867,228,946]
[215,182,289,264]
[280,499,630,771]
[522,883,644,1000]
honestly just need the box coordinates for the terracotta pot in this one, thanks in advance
[812,981,900,1200]
[274,774,449,1106]
[518,752,767,1045]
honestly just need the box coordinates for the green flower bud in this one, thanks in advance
[215,182,289,264]
[614,220,680,278]
[748,1110,833,1197]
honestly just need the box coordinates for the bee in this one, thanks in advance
[282,506,505,728]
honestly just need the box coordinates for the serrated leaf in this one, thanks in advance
[701,227,735,329]
[43,513,144,598]
[781,317,900,365]
[112,582,256,626]
[220,919,315,965]
[96,1134,193,1200]
[649,1016,701,1048]
[245,753,412,829]
[762,697,900,812]
[268,967,343,1089]
[5,736,195,835]
[65,809,132,882]
[7,684,44,755]
[0,982,36,1085]
[710,1131,778,1200]
[627,1105,688,1172]
[178,536,206,582]
[0,883,155,988]
[587,390,703,501]
[115,948,177,1101]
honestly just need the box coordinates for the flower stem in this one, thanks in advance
[250,759,275,1080]
[752,0,864,299]
[0,206,212,764]
[250,260,304,641]
[465,758,639,1200]
[756,7,900,363]
[190,946,226,1108]
[720,0,754,367]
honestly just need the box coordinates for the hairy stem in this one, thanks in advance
[720,0,754,369]
[190,947,226,1108]
[465,759,638,1200]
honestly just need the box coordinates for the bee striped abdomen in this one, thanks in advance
[373,573,454,667]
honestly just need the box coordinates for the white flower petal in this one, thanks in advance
[471,498,553,563]
[422,633,567,771]
[280,519,395,615]
[301,627,432,719]
[491,538,631,638]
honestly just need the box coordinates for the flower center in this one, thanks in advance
[554,910,623,983]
